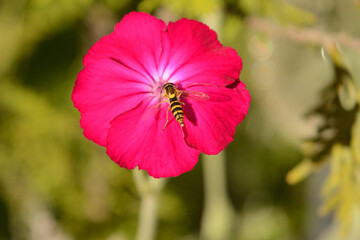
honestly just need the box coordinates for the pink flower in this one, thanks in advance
[72,12,250,178]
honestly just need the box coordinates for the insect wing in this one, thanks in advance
[179,90,209,101]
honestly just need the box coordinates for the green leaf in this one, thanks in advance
[337,76,357,111]
[351,112,360,164]
[286,159,313,185]
[318,192,341,216]
[320,143,360,237]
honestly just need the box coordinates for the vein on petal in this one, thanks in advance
[109,57,154,86]
[167,46,204,82]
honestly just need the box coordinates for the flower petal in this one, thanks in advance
[182,81,250,154]
[72,58,150,146]
[158,18,242,86]
[106,100,201,178]
[84,12,166,83]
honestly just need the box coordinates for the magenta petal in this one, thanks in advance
[158,18,242,86]
[72,58,150,146]
[183,82,250,154]
[72,11,251,178]
[84,12,166,82]
[106,100,201,178]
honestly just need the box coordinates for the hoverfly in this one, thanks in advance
[144,82,210,131]
[163,82,185,128]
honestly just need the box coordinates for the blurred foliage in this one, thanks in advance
[0,0,359,239]
[138,0,221,18]
[288,46,360,238]
[319,143,360,236]
[239,0,316,26]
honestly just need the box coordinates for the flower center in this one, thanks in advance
[150,80,167,101]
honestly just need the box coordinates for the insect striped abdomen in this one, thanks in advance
[169,97,184,126]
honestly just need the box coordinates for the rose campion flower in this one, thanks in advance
[72,12,250,178]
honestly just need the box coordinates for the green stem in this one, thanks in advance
[200,151,235,240]
[135,193,158,240]
[133,169,166,240]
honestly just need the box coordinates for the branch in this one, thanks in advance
[245,17,360,52]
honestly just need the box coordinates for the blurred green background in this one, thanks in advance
[1,0,360,239]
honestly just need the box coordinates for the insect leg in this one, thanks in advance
[176,91,185,106]
[162,104,171,132]
[150,100,167,109]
